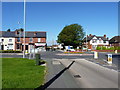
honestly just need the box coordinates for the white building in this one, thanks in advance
[0,31,15,50]
[83,34,109,50]
[0,37,15,50]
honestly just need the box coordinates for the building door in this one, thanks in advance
[25,45,28,50]
[22,45,23,51]
[1,45,4,50]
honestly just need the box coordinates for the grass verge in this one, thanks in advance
[2,58,46,88]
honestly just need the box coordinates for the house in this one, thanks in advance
[0,31,15,50]
[109,36,120,47]
[0,29,47,52]
[83,34,109,50]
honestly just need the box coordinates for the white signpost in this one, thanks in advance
[115,50,118,54]
[94,51,98,59]
[107,54,112,65]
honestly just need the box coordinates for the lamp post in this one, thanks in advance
[23,0,26,58]
[86,32,87,51]
[18,21,21,50]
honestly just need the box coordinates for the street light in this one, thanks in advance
[18,21,21,50]
[86,32,87,51]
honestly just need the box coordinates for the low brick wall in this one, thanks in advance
[118,50,120,52]
[77,49,120,52]
[92,50,114,52]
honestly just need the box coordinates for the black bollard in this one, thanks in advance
[35,54,41,65]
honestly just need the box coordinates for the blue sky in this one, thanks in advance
[2,2,118,45]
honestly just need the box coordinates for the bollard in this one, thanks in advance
[94,51,98,59]
[115,50,118,54]
[35,54,41,65]
[107,54,112,65]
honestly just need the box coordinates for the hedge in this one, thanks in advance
[96,46,120,50]
[0,50,22,53]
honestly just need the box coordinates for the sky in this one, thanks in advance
[2,2,118,45]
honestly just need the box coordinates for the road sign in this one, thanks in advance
[107,54,112,64]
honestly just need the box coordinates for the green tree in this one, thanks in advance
[57,24,85,48]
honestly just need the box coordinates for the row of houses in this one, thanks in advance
[0,29,47,52]
[56,34,120,50]
[83,34,120,50]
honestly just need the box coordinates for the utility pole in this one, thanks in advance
[23,0,26,58]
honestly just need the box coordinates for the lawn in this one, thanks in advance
[2,58,46,88]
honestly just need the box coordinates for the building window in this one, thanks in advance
[30,38,33,42]
[38,38,41,42]
[17,44,20,49]
[1,39,4,42]
[17,38,20,42]
[92,40,97,43]
[104,41,106,43]
[8,44,13,50]
[99,40,102,43]
[9,39,12,42]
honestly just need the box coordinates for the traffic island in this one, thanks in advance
[2,58,46,88]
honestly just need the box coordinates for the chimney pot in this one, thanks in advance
[89,34,92,37]
[104,34,106,37]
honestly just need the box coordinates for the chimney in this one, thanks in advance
[34,32,37,36]
[7,29,10,32]
[104,34,106,38]
[89,34,92,37]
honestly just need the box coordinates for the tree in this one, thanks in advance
[57,24,85,48]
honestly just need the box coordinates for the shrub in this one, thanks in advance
[114,46,120,50]
[102,46,107,50]
[96,46,101,50]
[108,47,115,50]
[0,50,22,53]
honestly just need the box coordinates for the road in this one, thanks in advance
[40,51,119,88]
[59,59,118,88]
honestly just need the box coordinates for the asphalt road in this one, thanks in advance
[59,59,118,88]
[44,58,80,88]
[40,51,119,88]
[40,51,119,67]
[1,51,119,70]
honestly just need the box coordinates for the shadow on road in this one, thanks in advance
[34,61,75,90]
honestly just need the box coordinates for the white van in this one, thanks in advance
[65,46,75,51]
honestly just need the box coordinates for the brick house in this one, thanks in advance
[109,36,120,47]
[83,34,109,50]
[0,29,47,52]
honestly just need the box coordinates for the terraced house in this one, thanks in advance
[0,29,47,52]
